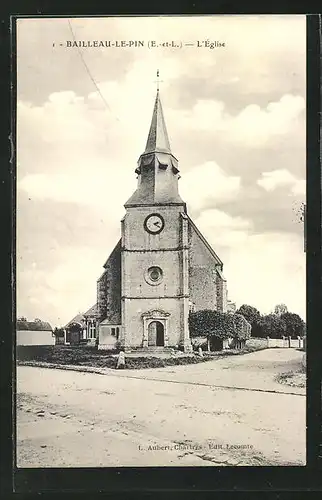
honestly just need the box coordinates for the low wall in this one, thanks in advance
[267,337,304,349]
[245,337,268,350]
[17,330,55,346]
[192,336,304,351]
[248,337,304,349]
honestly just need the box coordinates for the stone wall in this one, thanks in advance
[188,221,221,311]
[216,269,228,313]
[122,205,185,251]
[122,297,185,348]
[97,240,122,324]
[267,337,304,349]
[121,206,189,349]
[97,272,107,320]
[189,267,216,311]
[122,250,183,298]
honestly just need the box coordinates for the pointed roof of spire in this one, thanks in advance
[125,90,183,207]
[144,91,172,155]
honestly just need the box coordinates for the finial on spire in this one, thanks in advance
[144,89,171,154]
[154,69,163,92]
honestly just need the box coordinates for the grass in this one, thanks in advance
[275,367,306,388]
[17,340,269,371]
[17,345,211,369]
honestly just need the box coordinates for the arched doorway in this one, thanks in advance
[66,322,82,345]
[148,321,164,347]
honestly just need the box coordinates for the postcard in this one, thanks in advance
[15,14,307,469]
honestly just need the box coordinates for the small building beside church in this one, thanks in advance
[16,319,55,346]
[94,90,230,352]
[63,305,98,345]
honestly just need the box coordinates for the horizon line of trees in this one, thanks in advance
[234,303,305,339]
[189,303,305,342]
[17,317,44,323]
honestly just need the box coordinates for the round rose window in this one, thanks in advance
[150,267,161,281]
[145,266,163,285]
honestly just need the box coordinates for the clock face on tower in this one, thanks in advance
[144,213,165,234]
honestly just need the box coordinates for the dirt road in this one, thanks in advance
[16,348,306,467]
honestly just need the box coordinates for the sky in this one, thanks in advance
[16,15,306,327]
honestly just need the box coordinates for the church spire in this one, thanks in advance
[144,91,172,155]
[124,88,184,208]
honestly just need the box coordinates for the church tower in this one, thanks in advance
[120,90,192,352]
[96,88,228,352]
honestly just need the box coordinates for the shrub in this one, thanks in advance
[233,313,251,341]
[189,310,235,340]
[53,327,65,338]
[236,304,262,337]
[189,310,214,337]
[189,310,251,349]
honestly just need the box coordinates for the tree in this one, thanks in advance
[233,313,251,341]
[236,304,261,337]
[189,310,234,340]
[257,314,287,338]
[53,327,65,338]
[236,304,261,326]
[274,304,288,316]
[189,310,251,347]
[280,312,305,338]
[231,313,251,348]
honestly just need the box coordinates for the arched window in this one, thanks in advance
[88,320,96,338]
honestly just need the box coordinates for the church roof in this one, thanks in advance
[84,304,98,317]
[144,91,171,155]
[64,305,98,328]
[188,215,223,267]
[103,239,122,269]
[216,267,227,281]
[65,313,84,328]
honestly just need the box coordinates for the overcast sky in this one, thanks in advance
[16,15,306,327]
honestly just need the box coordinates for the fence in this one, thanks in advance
[191,336,305,351]
[266,336,304,349]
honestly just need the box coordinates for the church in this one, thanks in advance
[90,90,229,352]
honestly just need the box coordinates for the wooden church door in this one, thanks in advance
[148,321,164,346]
[156,322,164,346]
